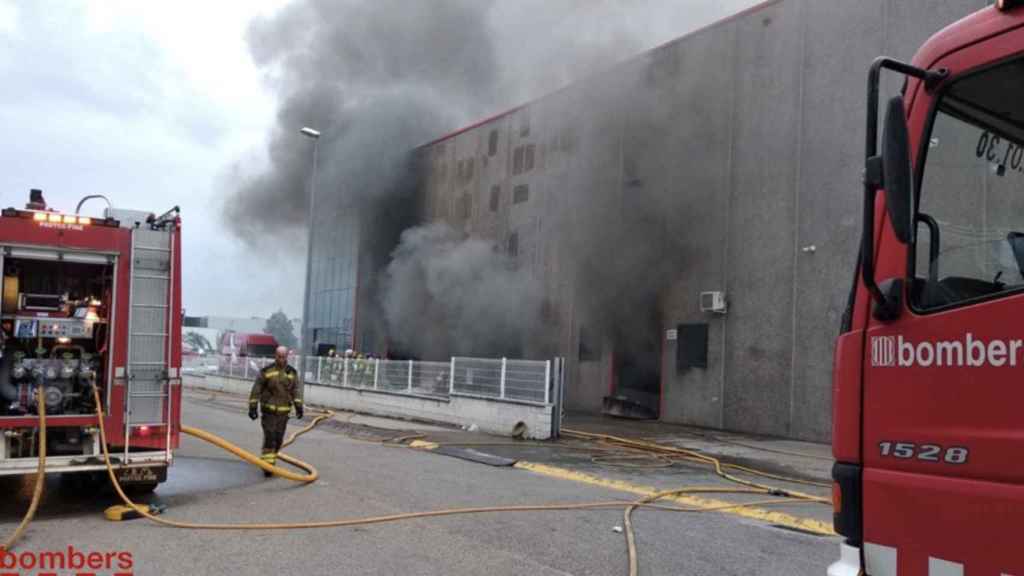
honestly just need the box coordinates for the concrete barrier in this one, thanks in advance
[184,374,553,440]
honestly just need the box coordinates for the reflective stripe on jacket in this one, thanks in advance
[249,363,300,411]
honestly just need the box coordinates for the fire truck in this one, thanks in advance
[0,190,182,492]
[831,2,1024,575]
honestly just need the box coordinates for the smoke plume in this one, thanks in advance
[224,0,498,247]
[382,224,547,359]
[225,0,754,360]
[548,61,690,403]
[221,0,737,245]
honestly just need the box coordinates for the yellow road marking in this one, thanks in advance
[403,439,833,536]
[409,440,440,450]
[513,461,835,536]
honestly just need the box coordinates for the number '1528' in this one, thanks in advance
[879,442,968,464]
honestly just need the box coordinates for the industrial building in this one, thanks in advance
[305,211,362,355]
[307,0,989,441]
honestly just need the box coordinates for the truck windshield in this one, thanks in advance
[913,57,1024,310]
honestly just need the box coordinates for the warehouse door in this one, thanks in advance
[605,328,661,420]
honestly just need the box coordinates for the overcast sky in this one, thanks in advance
[0,0,756,321]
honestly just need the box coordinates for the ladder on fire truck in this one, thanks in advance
[123,224,176,464]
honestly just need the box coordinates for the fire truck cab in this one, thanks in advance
[0,191,182,491]
[831,2,1024,575]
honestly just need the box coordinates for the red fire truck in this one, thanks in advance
[0,190,182,492]
[831,2,1024,575]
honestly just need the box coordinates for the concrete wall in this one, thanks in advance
[409,0,988,441]
[184,375,553,440]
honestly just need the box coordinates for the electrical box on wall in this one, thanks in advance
[700,291,727,314]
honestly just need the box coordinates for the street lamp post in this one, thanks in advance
[298,127,321,386]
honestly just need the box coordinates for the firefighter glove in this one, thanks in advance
[248,405,258,420]
[294,405,304,420]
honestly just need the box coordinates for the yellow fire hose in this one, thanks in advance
[3,386,828,576]
[0,387,46,552]
[561,429,831,504]
[180,417,327,484]
[385,435,831,489]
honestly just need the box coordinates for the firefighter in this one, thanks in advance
[248,346,303,477]
[353,352,367,386]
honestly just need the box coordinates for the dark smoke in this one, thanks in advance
[550,63,690,405]
[382,223,547,359]
[224,88,342,245]
[224,0,498,247]
[225,0,743,361]
[221,0,692,246]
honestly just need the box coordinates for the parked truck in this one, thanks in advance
[217,331,279,377]
[0,191,182,492]
[831,2,1024,574]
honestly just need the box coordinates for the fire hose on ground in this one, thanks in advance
[0,387,45,553]
[1,386,829,576]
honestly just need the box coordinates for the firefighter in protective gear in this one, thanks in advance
[248,346,303,477]
[353,352,370,387]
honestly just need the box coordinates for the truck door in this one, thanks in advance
[862,47,1024,575]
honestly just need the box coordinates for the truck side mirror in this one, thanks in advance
[860,59,942,319]
[882,96,913,244]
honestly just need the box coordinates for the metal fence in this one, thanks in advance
[182,354,276,380]
[182,354,552,405]
[181,354,222,376]
[450,357,550,404]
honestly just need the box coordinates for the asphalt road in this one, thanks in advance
[0,396,839,575]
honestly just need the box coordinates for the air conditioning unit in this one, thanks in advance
[700,291,727,314]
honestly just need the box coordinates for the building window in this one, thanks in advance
[459,193,472,219]
[519,111,530,137]
[489,185,500,212]
[512,146,524,175]
[488,129,499,157]
[456,160,464,180]
[507,232,519,258]
[466,158,474,180]
[513,184,529,204]
[524,144,535,172]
